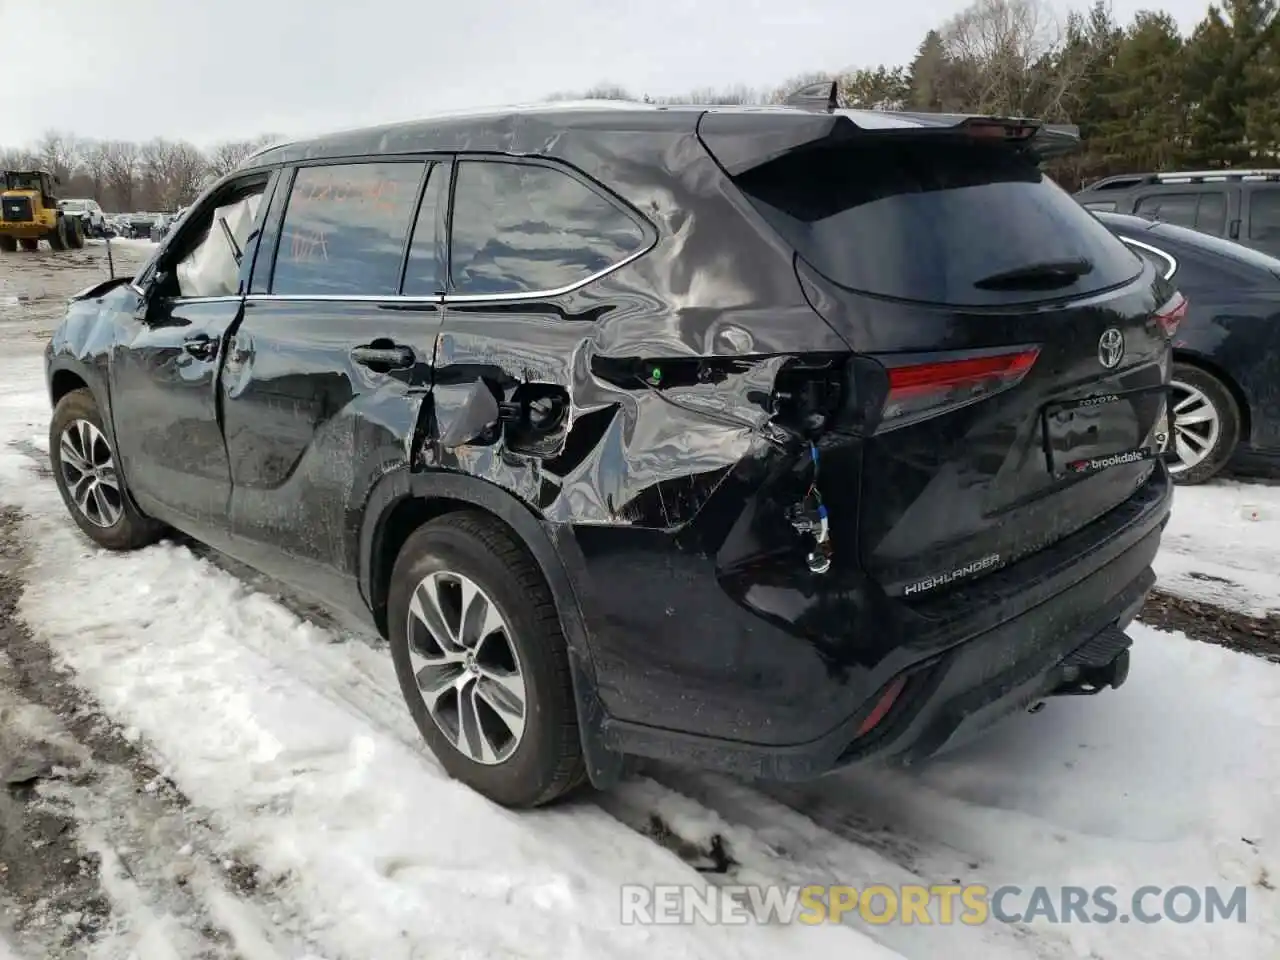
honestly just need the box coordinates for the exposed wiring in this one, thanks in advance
[787,441,832,573]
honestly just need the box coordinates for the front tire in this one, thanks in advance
[1164,362,1240,485]
[49,388,165,550]
[388,511,585,808]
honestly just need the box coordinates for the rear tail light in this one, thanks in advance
[1154,291,1187,338]
[877,347,1040,431]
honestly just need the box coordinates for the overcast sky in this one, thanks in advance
[3,0,1213,148]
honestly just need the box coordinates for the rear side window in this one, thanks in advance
[272,161,424,297]
[1134,191,1227,234]
[1197,192,1227,233]
[1249,190,1280,241]
[733,139,1141,306]
[1134,193,1198,227]
[448,160,648,296]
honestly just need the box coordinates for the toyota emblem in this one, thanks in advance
[1098,328,1125,369]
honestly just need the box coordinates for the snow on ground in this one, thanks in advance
[0,335,1277,959]
[0,344,880,960]
[1154,479,1280,616]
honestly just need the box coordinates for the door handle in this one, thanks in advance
[351,342,415,370]
[182,333,218,360]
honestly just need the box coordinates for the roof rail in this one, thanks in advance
[1155,168,1280,183]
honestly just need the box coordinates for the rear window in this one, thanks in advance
[733,139,1142,306]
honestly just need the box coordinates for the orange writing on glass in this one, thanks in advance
[292,173,403,215]
[289,227,329,262]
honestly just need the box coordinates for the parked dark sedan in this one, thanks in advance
[1096,211,1280,483]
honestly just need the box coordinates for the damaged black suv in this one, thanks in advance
[44,87,1177,807]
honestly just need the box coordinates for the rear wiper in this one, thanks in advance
[973,258,1094,291]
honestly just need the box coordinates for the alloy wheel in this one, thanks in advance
[405,571,527,765]
[1161,379,1221,475]
[58,419,124,528]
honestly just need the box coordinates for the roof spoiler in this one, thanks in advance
[699,107,1081,176]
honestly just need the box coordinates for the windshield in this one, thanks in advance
[61,200,87,211]
[733,138,1143,306]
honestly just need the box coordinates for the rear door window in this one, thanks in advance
[271,161,425,297]
[1248,190,1280,242]
[1134,191,1227,234]
[447,159,649,296]
[732,139,1141,306]
[1195,191,1227,234]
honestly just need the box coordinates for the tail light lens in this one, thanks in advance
[876,347,1040,431]
[1154,291,1187,338]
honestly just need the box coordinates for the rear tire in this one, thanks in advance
[18,238,37,251]
[0,235,15,252]
[387,511,586,808]
[47,219,66,251]
[66,217,85,249]
[49,388,165,550]
[1165,362,1240,485]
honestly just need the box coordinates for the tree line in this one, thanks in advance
[555,0,1278,188]
[0,135,282,214]
[1,0,1274,211]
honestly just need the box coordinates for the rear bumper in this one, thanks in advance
[578,463,1172,778]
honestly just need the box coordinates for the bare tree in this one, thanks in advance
[82,141,110,200]
[101,140,141,211]
[204,136,278,179]
[0,146,39,169]
[939,0,1085,118]
[34,130,80,182]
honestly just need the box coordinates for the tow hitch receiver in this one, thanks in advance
[1051,627,1133,696]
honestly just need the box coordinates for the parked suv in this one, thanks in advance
[1075,169,1280,258]
[58,198,108,238]
[44,96,1176,808]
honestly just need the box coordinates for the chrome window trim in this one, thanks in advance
[167,295,244,305]
[246,225,652,304]
[440,241,652,302]
[1121,236,1178,281]
[248,293,442,303]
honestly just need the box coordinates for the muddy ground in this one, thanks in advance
[0,509,274,957]
[0,236,1277,954]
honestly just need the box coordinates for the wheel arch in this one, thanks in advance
[358,467,623,788]
[1171,348,1252,445]
[49,365,90,407]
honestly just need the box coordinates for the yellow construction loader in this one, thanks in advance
[0,170,85,252]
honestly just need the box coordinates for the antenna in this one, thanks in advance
[783,80,838,113]
[104,225,115,279]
